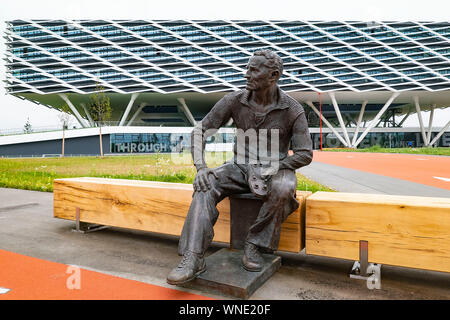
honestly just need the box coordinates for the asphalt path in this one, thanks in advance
[299,151,450,198]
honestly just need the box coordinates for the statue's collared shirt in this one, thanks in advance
[192,87,313,171]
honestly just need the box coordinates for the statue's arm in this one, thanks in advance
[278,111,313,170]
[191,94,234,172]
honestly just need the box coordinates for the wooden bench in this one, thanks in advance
[53,177,312,253]
[306,192,450,274]
[54,178,450,275]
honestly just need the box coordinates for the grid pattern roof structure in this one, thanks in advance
[5,20,450,95]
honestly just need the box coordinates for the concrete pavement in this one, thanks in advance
[298,161,450,198]
[0,187,449,300]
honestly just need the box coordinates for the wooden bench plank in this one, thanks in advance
[53,177,311,253]
[306,192,450,273]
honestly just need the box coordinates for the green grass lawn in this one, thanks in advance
[323,145,450,156]
[0,153,334,193]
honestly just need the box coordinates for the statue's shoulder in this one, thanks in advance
[279,90,305,115]
[221,89,246,104]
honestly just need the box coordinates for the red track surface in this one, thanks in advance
[0,249,212,300]
[313,151,450,190]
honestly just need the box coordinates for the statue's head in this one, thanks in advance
[245,50,283,92]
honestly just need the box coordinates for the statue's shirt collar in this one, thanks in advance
[238,86,290,115]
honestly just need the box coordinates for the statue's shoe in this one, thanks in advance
[167,251,206,285]
[242,242,264,272]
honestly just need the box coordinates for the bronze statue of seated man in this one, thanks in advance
[167,49,313,285]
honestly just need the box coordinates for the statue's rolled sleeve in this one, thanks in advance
[278,111,313,171]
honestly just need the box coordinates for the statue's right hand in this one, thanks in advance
[193,168,218,192]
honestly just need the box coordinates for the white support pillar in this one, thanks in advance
[413,96,428,147]
[306,101,349,147]
[58,93,88,128]
[426,105,435,145]
[80,103,95,127]
[353,92,400,148]
[119,93,140,126]
[126,103,145,126]
[329,92,351,147]
[177,98,197,126]
[351,100,368,147]
[429,120,450,147]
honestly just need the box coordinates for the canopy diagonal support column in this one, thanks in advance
[426,105,435,145]
[80,103,95,127]
[353,92,400,148]
[351,100,368,148]
[306,101,349,147]
[119,93,140,126]
[127,103,145,126]
[329,92,351,147]
[413,96,429,147]
[429,120,450,147]
[177,98,197,126]
[58,93,88,128]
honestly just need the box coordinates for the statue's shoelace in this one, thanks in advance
[177,252,196,269]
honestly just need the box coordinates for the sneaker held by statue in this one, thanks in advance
[167,251,206,285]
[242,241,264,272]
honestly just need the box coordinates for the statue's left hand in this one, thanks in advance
[193,168,219,192]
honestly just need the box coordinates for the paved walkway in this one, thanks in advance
[299,151,450,198]
[0,187,449,300]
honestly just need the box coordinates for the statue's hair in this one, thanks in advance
[253,49,283,75]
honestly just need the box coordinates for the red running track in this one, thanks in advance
[0,249,212,300]
[313,151,450,191]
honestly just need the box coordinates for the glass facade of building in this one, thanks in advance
[110,130,450,153]
[110,132,235,153]
[4,19,449,149]
[6,20,450,94]
[311,131,450,148]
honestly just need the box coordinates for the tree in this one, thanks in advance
[23,117,33,134]
[88,82,111,158]
[58,104,73,158]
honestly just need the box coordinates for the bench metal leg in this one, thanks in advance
[349,240,382,289]
[72,207,109,234]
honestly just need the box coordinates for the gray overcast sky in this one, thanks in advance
[1,0,449,130]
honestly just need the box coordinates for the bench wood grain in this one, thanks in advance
[53,177,311,253]
[306,192,450,273]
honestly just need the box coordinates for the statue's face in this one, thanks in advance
[245,56,276,91]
